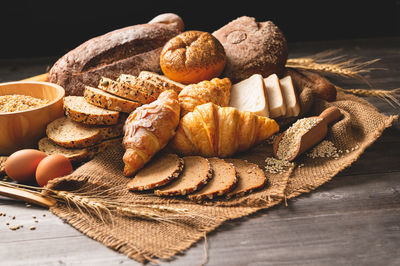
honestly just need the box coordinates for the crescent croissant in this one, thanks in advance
[169,102,279,157]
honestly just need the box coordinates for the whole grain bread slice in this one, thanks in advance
[117,74,165,99]
[224,159,266,198]
[64,96,120,125]
[139,71,185,93]
[39,137,122,163]
[154,156,212,196]
[0,156,7,176]
[84,86,141,113]
[187,157,238,200]
[98,77,156,104]
[46,117,103,148]
[127,153,184,191]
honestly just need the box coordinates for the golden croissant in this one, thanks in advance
[178,78,231,116]
[122,90,180,176]
[170,102,279,157]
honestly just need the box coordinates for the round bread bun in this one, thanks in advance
[160,31,226,84]
[213,16,288,83]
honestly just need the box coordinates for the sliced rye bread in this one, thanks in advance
[154,156,213,196]
[224,159,266,198]
[46,117,102,148]
[127,153,184,191]
[0,156,7,176]
[84,86,141,113]
[187,157,238,201]
[64,96,120,125]
[39,137,122,163]
[98,77,156,104]
[138,71,185,93]
[117,74,165,99]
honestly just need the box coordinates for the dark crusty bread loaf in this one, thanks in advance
[213,16,288,83]
[48,14,183,96]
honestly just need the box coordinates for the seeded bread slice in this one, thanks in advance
[187,157,238,201]
[224,159,266,198]
[117,74,165,98]
[127,153,184,191]
[64,96,119,125]
[46,117,103,148]
[98,77,156,104]
[39,137,122,163]
[154,156,213,196]
[0,156,7,176]
[139,71,185,93]
[84,86,141,113]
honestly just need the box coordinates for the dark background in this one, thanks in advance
[0,0,399,59]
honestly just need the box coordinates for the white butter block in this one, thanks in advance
[280,75,300,117]
[263,74,286,118]
[229,74,269,117]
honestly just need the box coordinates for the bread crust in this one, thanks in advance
[48,21,182,96]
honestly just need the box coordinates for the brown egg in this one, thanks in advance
[35,154,73,187]
[5,149,47,183]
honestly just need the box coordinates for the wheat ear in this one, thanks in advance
[336,86,400,107]
[286,49,382,81]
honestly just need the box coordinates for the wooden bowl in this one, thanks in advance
[0,81,65,155]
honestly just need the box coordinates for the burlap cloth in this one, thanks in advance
[46,91,397,263]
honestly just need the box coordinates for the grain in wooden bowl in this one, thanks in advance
[0,81,65,155]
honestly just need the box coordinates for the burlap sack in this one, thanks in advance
[46,91,397,263]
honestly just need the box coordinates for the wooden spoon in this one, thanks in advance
[273,106,342,161]
[0,185,56,208]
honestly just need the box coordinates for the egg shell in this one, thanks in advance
[5,149,47,183]
[35,154,73,187]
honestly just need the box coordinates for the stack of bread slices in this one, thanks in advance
[229,73,300,119]
[39,71,185,163]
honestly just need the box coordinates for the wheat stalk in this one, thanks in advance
[287,49,400,107]
[336,86,400,107]
[286,49,382,80]
[0,181,211,225]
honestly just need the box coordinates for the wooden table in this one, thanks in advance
[0,37,399,266]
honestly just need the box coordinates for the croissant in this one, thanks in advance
[178,78,231,116]
[170,102,279,157]
[122,90,180,176]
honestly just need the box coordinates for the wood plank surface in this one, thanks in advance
[0,37,399,266]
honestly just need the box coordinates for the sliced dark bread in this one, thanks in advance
[138,71,185,93]
[64,96,119,125]
[187,157,238,200]
[98,77,156,104]
[154,156,212,196]
[224,159,266,198]
[46,117,103,148]
[127,153,184,191]
[84,86,141,113]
